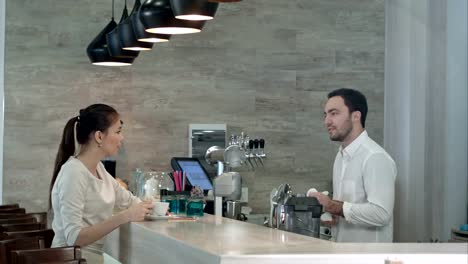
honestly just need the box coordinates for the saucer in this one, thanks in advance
[145,215,172,220]
[145,215,197,221]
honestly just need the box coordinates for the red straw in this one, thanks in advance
[177,171,181,191]
[182,171,186,190]
[178,171,182,191]
[174,171,180,191]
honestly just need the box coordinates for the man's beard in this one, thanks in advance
[329,120,353,142]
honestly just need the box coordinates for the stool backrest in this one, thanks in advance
[0,208,26,215]
[0,223,46,232]
[36,260,87,264]
[6,229,54,248]
[0,204,20,209]
[24,212,48,226]
[11,246,81,264]
[0,217,36,225]
[0,237,44,264]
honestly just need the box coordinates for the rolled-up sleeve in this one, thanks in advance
[56,170,88,246]
[111,177,139,209]
[343,153,397,227]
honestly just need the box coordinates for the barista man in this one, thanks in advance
[308,88,397,242]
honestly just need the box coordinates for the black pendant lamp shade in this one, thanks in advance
[140,0,206,35]
[119,0,153,51]
[170,0,219,21]
[131,8,171,43]
[106,4,140,58]
[87,19,134,66]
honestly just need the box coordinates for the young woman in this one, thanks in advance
[49,104,152,262]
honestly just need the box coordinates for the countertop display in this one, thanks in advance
[104,214,468,264]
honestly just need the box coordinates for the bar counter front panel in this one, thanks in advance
[104,214,468,264]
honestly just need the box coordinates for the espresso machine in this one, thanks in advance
[205,132,266,219]
[204,147,245,218]
[270,184,322,238]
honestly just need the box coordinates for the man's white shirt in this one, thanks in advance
[332,130,397,242]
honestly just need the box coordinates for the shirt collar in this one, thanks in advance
[339,130,368,159]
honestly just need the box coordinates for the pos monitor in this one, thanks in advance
[170,157,213,192]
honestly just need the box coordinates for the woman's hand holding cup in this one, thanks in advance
[126,200,154,222]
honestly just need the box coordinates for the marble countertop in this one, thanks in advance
[104,214,468,264]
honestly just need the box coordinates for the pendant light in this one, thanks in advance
[140,0,206,35]
[170,0,219,21]
[119,0,153,51]
[131,5,171,43]
[86,0,134,66]
[106,0,140,58]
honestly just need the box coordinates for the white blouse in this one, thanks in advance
[51,157,138,253]
[333,131,397,242]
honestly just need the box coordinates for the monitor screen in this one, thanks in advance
[176,160,213,191]
[102,160,116,178]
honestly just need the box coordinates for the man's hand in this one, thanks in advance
[308,191,332,208]
[321,215,338,226]
[308,192,344,217]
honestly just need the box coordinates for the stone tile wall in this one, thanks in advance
[4,0,384,213]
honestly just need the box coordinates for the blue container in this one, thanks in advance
[460,224,468,231]
[162,195,178,215]
[187,198,204,217]
[177,195,187,215]
[161,191,191,215]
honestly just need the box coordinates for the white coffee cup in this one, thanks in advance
[152,201,169,216]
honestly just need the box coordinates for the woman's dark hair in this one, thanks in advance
[49,104,119,208]
[328,88,368,128]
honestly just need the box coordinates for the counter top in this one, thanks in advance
[104,214,468,264]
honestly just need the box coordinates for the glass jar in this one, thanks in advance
[139,171,176,201]
[159,172,174,192]
[140,171,160,201]
[132,168,143,197]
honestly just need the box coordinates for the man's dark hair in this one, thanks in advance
[328,88,368,128]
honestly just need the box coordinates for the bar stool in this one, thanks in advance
[0,217,37,225]
[0,208,26,215]
[41,260,88,264]
[24,212,48,226]
[6,229,54,248]
[0,203,20,209]
[0,223,46,232]
[0,236,44,264]
[11,246,83,264]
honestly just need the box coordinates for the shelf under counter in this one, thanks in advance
[103,214,468,264]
